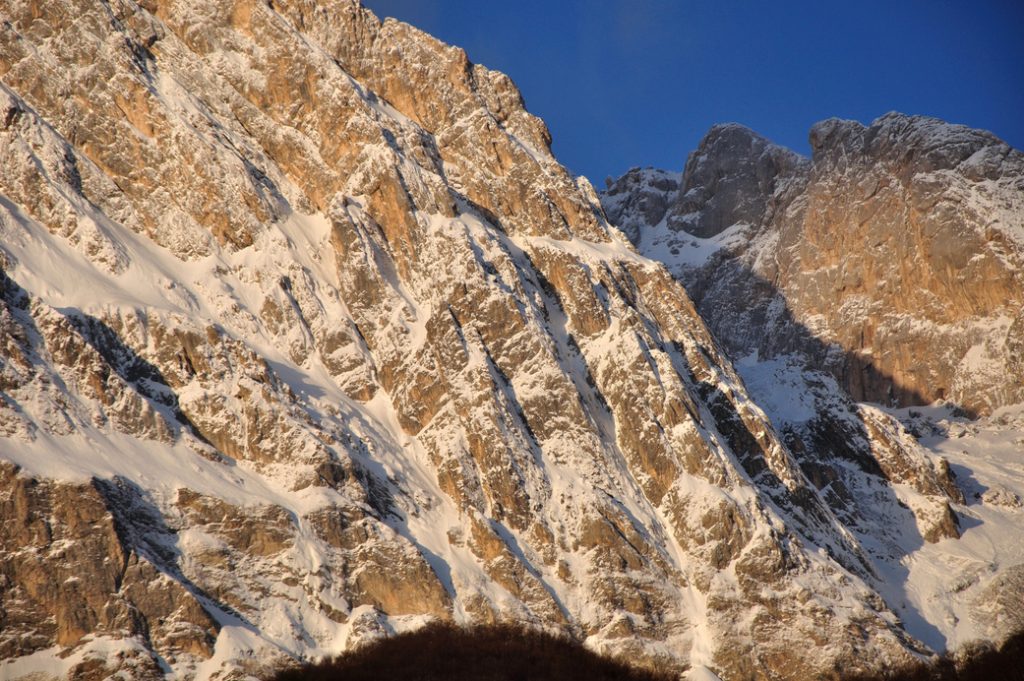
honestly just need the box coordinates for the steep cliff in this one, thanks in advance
[604,116,1024,416]
[0,2,1017,681]
[603,114,1024,664]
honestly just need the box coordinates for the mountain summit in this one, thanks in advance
[604,113,1024,415]
[1,2,1023,680]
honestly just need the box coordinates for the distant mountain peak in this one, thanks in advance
[1,2,1023,681]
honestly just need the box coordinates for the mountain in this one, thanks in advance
[602,114,1024,666]
[0,2,1021,681]
[603,116,1024,416]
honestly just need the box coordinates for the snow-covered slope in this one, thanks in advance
[0,2,1013,681]
[604,117,1024,416]
[602,115,1024,674]
[876,405,1024,652]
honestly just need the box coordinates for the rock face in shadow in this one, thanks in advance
[604,115,1024,417]
[603,115,1024,668]
[0,3,989,681]
[668,123,809,239]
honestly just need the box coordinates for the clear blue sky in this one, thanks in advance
[362,0,1024,183]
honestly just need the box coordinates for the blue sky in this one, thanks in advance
[362,0,1024,183]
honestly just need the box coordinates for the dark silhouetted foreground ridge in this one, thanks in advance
[270,626,1024,681]
[847,629,1024,681]
[269,624,676,681]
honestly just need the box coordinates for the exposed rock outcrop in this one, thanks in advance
[0,2,1012,681]
[605,115,1024,416]
[603,114,1024,662]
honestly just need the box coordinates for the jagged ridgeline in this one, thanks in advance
[1,1,1022,681]
[602,116,1024,417]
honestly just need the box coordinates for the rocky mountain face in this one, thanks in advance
[0,2,1020,681]
[603,115,1024,669]
[603,116,1024,417]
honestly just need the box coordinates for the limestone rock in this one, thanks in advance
[603,113,1024,662]
[607,114,1024,417]
[0,2,1005,681]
